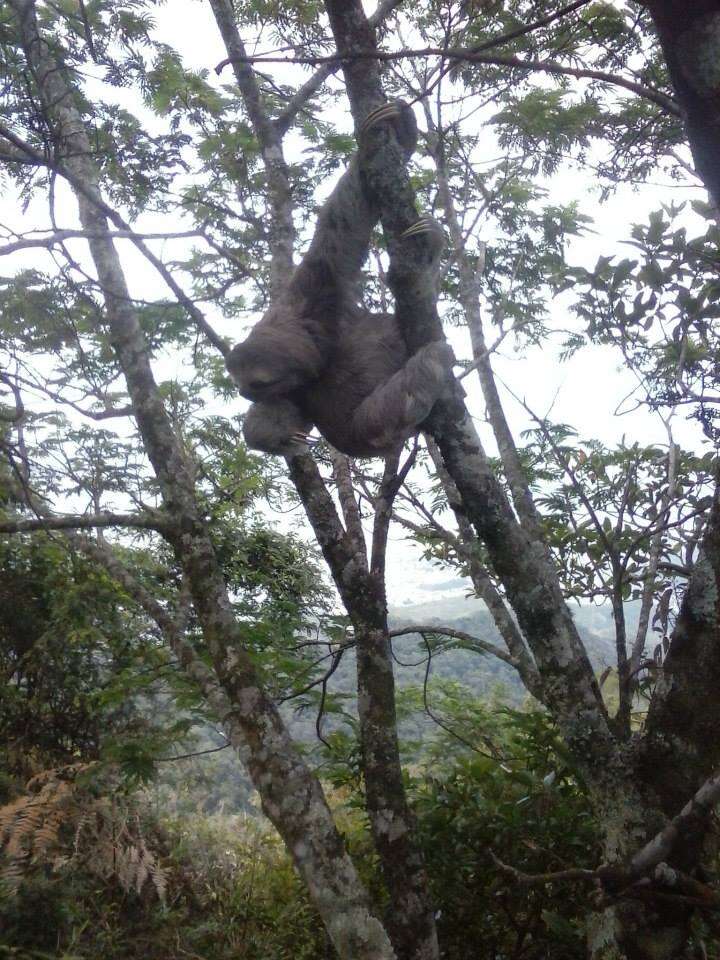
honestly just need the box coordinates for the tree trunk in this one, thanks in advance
[289,455,439,960]
[647,1,720,209]
[10,4,396,956]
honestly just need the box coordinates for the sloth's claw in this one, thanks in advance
[360,100,417,153]
[401,216,443,239]
[292,432,319,447]
[361,100,405,133]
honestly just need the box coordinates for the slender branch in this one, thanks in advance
[389,624,521,669]
[427,109,544,542]
[156,742,231,762]
[503,380,618,563]
[3,370,133,422]
[490,851,602,886]
[0,373,24,424]
[0,229,204,256]
[420,0,595,104]
[218,46,679,116]
[630,436,678,674]
[330,450,367,564]
[469,0,593,56]
[370,442,417,579]
[423,436,544,701]
[208,0,295,290]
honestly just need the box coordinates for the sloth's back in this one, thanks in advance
[299,308,407,456]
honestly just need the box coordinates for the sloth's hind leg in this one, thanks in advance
[351,341,455,453]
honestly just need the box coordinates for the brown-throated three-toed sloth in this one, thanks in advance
[226,101,454,458]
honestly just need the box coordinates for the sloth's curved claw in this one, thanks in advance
[292,432,319,447]
[360,101,417,153]
[361,100,406,134]
[400,216,443,239]
[396,217,446,264]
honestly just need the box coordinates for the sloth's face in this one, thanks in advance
[227,345,308,400]
[226,316,325,400]
[243,399,312,457]
[236,365,288,400]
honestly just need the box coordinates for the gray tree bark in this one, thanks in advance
[647,1,720,210]
[320,3,720,957]
[207,4,439,955]
[8,3,395,956]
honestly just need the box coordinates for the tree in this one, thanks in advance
[1,2,719,958]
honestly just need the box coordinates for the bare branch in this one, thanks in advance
[274,0,408,135]
[427,109,544,542]
[424,436,544,698]
[217,46,679,117]
[0,511,165,534]
[490,851,602,886]
[0,228,204,256]
[630,770,720,876]
[630,434,679,674]
[209,0,295,290]
[389,624,522,669]
[0,373,25,424]
[330,450,368,564]
[370,441,417,579]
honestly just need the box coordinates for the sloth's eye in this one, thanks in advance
[248,376,279,391]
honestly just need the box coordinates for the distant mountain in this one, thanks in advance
[161,598,632,815]
[283,597,628,748]
[390,594,627,676]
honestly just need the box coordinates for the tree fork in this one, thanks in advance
[322,0,616,776]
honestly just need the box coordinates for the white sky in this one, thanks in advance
[1,1,711,609]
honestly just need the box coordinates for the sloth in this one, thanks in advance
[227,101,454,458]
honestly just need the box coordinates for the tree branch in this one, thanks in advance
[330,450,368,564]
[389,624,522,669]
[427,109,544,542]
[208,0,295,290]
[218,46,679,117]
[370,442,416,580]
[0,511,166,534]
[273,0,408,136]
[422,437,543,701]
[323,0,614,779]
[0,229,203,257]
[630,769,720,876]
